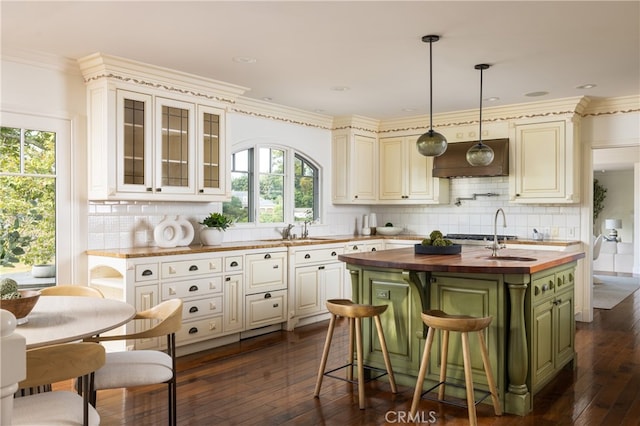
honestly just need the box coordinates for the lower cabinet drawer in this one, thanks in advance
[245,290,287,329]
[182,296,223,320]
[176,316,223,345]
[162,277,222,300]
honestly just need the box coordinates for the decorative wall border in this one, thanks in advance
[83,73,238,105]
[229,107,333,130]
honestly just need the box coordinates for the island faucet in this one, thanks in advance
[488,208,507,257]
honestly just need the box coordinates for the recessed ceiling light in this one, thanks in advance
[262,97,273,101]
[576,83,597,89]
[485,97,500,102]
[402,107,416,112]
[314,109,325,113]
[330,86,350,92]
[525,91,549,97]
[233,56,257,64]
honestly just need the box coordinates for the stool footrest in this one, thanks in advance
[323,363,389,385]
[420,381,492,409]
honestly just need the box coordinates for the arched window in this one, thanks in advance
[223,146,320,225]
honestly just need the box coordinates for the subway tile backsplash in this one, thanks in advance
[87,177,581,250]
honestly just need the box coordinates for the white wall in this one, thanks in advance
[593,169,635,243]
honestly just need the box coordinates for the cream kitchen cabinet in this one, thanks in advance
[509,117,581,204]
[287,244,344,330]
[79,53,236,202]
[332,131,378,204]
[378,136,449,204]
[244,250,288,329]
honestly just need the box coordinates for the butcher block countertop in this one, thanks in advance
[339,245,585,274]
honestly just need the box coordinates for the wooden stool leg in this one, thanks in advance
[438,329,449,400]
[478,330,502,415]
[374,315,397,393]
[410,326,435,416]
[355,317,366,409]
[347,317,355,381]
[460,332,478,426]
[314,314,337,397]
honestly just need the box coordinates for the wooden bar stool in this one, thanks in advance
[314,299,397,409]
[410,310,502,425]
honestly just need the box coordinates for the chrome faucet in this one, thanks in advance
[301,220,310,239]
[487,208,507,257]
[282,223,295,240]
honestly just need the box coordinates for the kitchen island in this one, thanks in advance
[338,245,585,416]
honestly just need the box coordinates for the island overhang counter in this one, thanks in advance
[338,246,585,416]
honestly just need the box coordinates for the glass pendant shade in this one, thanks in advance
[466,142,494,166]
[417,129,447,156]
[417,34,447,157]
[466,63,493,166]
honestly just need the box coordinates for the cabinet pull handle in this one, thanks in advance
[146,187,153,192]
[225,277,231,281]
[353,245,358,250]
[273,265,279,269]
[264,292,272,299]
[189,306,198,313]
[273,303,279,308]
[264,253,271,259]
[355,195,359,199]
[371,248,377,251]
[331,251,337,256]
[199,189,204,193]
[230,261,238,267]
[142,269,153,276]
[189,265,198,271]
[305,254,311,259]
[188,327,198,334]
[541,284,549,292]
[156,188,162,192]
[189,285,199,292]
[319,266,325,270]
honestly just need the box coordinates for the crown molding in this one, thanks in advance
[332,115,380,133]
[77,52,249,105]
[582,95,640,116]
[1,47,80,75]
[231,97,333,130]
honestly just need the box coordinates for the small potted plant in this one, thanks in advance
[199,212,233,246]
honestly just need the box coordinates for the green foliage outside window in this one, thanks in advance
[0,127,56,269]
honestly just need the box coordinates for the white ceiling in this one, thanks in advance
[2,1,639,121]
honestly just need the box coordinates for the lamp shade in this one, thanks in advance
[605,219,622,229]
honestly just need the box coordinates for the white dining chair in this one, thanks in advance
[84,298,183,426]
[13,342,105,426]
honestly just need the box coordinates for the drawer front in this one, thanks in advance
[161,258,223,279]
[135,263,158,282]
[295,247,343,265]
[344,243,363,254]
[245,290,287,328]
[162,277,223,299]
[532,273,555,303]
[225,255,243,272]
[176,316,223,345]
[246,252,287,294]
[555,268,574,293]
[182,296,223,320]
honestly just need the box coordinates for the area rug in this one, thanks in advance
[593,275,640,309]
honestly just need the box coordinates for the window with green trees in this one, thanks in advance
[223,146,319,225]
[0,126,56,271]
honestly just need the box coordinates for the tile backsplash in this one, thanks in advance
[88,177,581,250]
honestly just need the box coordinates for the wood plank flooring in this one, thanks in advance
[56,284,640,425]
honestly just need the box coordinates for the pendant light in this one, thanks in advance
[466,64,495,166]
[416,35,447,157]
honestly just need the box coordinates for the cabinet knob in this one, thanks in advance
[305,254,311,259]
[264,253,271,259]
[189,306,198,313]
[541,284,549,292]
[355,195,359,199]
[188,327,198,334]
[230,261,238,267]
[264,292,272,299]
[331,251,337,256]
[142,269,153,276]
[516,193,521,197]
[371,248,376,251]
[353,245,358,250]
[189,265,199,271]
[189,285,199,292]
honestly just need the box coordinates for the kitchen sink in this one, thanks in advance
[480,256,537,262]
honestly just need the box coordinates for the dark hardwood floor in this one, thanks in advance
[56,283,640,425]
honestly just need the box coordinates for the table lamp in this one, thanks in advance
[604,219,622,241]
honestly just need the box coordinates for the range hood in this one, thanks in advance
[432,138,509,178]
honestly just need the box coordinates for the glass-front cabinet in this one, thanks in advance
[80,53,239,202]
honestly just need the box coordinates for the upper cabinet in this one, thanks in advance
[78,53,247,202]
[378,135,448,204]
[509,116,581,204]
[331,118,379,204]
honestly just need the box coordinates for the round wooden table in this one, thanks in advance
[16,296,136,349]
